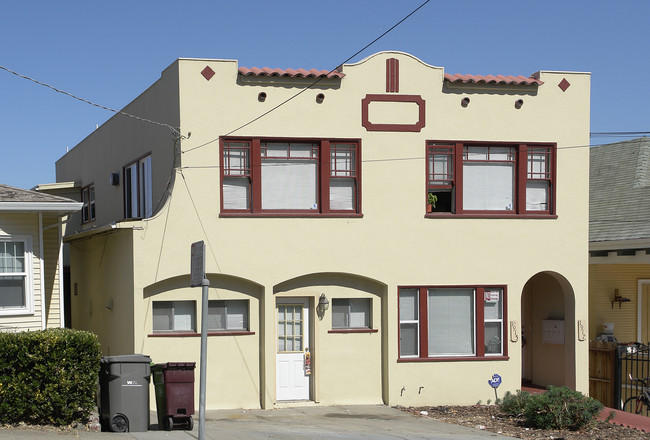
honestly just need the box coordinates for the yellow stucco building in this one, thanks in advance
[55,51,591,409]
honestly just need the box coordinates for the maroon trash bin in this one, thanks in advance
[152,362,195,430]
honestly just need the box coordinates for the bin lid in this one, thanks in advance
[152,362,196,370]
[100,354,152,364]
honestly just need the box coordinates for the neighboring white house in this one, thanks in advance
[0,184,81,332]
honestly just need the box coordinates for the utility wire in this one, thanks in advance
[182,0,432,155]
[0,65,183,137]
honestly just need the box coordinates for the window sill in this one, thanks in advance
[0,309,34,317]
[220,212,363,218]
[148,331,255,337]
[398,355,509,362]
[425,213,557,219]
[328,328,378,334]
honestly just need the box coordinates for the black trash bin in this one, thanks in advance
[98,354,152,432]
[152,362,196,430]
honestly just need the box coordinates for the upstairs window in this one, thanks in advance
[124,155,152,219]
[426,141,555,216]
[81,184,95,223]
[221,138,361,215]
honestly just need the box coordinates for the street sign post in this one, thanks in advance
[190,241,209,440]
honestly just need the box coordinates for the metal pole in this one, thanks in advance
[199,277,210,440]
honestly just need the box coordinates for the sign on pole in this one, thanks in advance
[191,241,205,287]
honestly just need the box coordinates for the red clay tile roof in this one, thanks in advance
[238,67,345,79]
[444,73,543,86]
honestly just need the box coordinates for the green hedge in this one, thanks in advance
[0,328,101,426]
[500,386,603,430]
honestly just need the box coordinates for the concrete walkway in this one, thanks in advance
[0,405,513,440]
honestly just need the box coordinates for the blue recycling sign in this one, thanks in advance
[488,374,502,389]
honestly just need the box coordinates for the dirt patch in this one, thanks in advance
[398,405,646,439]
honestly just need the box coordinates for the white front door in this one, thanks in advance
[276,298,310,401]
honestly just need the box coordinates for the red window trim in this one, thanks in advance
[397,285,508,361]
[148,331,255,337]
[425,141,556,218]
[328,328,378,334]
[220,137,362,216]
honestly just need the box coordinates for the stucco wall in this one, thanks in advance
[58,51,590,409]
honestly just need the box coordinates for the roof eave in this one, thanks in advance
[0,201,83,213]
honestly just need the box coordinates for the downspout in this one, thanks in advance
[58,217,64,328]
[39,213,46,330]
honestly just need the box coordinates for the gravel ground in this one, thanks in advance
[399,405,647,440]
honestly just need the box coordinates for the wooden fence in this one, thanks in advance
[589,341,617,408]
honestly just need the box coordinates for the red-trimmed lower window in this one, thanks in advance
[221,138,361,215]
[398,286,507,360]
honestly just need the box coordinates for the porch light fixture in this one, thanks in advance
[317,293,329,319]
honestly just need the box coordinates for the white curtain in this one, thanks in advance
[463,162,514,211]
[330,179,355,210]
[223,178,250,210]
[261,160,317,210]
[428,288,474,356]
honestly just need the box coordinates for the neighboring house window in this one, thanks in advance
[221,138,361,215]
[0,237,32,314]
[207,300,249,331]
[124,155,152,219]
[153,300,195,332]
[426,141,556,215]
[332,298,371,328]
[81,184,96,223]
[398,286,506,360]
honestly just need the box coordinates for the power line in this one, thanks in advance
[182,0,432,155]
[0,65,183,138]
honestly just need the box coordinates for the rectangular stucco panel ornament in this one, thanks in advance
[361,94,425,132]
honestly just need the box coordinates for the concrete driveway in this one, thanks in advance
[0,405,514,440]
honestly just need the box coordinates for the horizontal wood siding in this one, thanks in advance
[589,264,650,342]
[44,217,61,328]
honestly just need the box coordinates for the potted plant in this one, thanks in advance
[427,193,438,213]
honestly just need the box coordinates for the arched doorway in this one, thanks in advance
[521,271,576,389]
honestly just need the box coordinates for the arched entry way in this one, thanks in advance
[521,271,576,390]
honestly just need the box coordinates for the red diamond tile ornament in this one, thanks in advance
[558,78,570,92]
[201,66,215,81]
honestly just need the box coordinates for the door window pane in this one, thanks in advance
[278,304,304,353]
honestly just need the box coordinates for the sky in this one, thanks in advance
[1,0,648,190]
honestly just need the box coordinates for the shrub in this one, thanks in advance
[500,390,531,416]
[0,328,101,426]
[500,386,602,430]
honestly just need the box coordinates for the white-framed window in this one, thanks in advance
[124,155,152,219]
[399,289,419,357]
[207,300,249,331]
[152,300,195,332]
[398,286,506,360]
[0,236,33,315]
[332,298,371,328]
[81,184,95,223]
